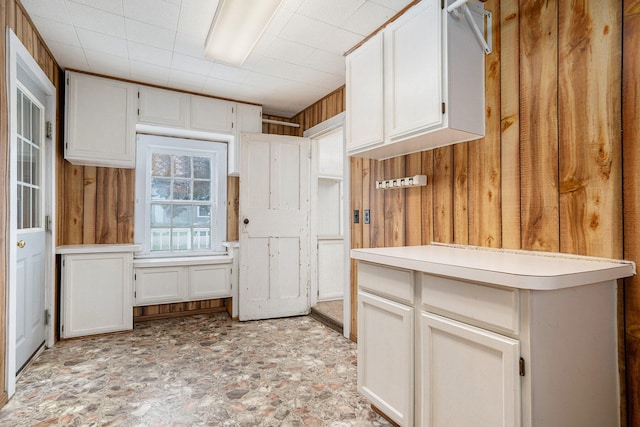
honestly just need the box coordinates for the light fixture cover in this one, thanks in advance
[204,0,283,66]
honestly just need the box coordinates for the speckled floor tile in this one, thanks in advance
[0,313,392,426]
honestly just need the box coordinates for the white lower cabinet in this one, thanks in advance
[61,251,134,338]
[134,260,231,306]
[358,291,414,426]
[419,312,520,427]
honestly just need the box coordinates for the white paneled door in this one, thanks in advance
[239,133,311,321]
[15,86,46,373]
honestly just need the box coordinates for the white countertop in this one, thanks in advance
[351,244,636,290]
[133,255,232,267]
[57,244,142,255]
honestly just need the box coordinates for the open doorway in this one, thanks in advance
[305,113,350,338]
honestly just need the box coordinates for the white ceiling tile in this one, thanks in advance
[343,1,397,36]
[264,7,295,37]
[369,0,412,12]
[168,69,207,92]
[171,53,214,76]
[278,14,336,49]
[297,0,365,26]
[177,0,219,39]
[68,0,124,15]
[174,33,206,58]
[261,38,315,64]
[32,16,80,47]
[125,18,176,50]
[21,0,72,25]
[322,27,363,54]
[202,77,252,100]
[123,0,180,31]
[77,28,128,58]
[130,61,171,85]
[209,63,251,84]
[46,41,89,70]
[85,49,131,78]
[304,49,345,75]
[66,1,126,37]
[128,41,173,67]
[281,0,304,12]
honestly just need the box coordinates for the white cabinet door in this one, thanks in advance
[134,266,186,306]
[419,312,520,427]
[358,291,414,427]
[65,71,137,168]
[346,32,384,153]
[190,95,235,133]
[138,86,189,127]
[62,253,133,338]
[229,103,262,176]
[189,264,231,299]
[385,0,442,141]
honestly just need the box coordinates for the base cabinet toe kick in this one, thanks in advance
[352,244,635,427]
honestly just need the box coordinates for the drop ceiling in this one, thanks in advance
[20,0,412,117]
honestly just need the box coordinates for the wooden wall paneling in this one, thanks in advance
[117,168,135,243]
[421,151,434,245]
[64,163,85,244]
[384,157,406,247]
[95,167,118,244]
[350,157,363,340]
[500,0,521,250]
[469,0,502,249]
[0,0,9,407]
[82,166,97,244]
[432,146,453,243]
[227,176,239,241]
[558,0,622,258]
[370,160,385,248]
[405,153,422,245]
[519,0,560,252]
[453,143,469,245]
[361,159,371,248]
[623,1,640,424]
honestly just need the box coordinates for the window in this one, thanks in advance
[135,134,227,257]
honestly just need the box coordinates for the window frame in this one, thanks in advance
[134,134,227,257]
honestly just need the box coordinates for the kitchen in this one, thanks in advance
[1,0,639,425]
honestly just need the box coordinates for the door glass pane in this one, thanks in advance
[22,186,31,229]
[21,142,31,184]
[17,93,22,137]
[32,146,40,187]
[32,103,40,145]
[17,186,23,230]
[22,96,31,141]
[32,187,40,228]
[17,140,23,183]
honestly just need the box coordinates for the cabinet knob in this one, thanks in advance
[243,218,250,225]
[17,240,26,248]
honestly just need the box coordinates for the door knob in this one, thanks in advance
[243,218,250,225]
[17,240,26,248]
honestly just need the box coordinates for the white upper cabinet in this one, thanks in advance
[190,95,235,133]
[229,103,263,176]
[138,86,189,128]
[346,0,486,159]
[65,71,137,168]
[346,31,384,153]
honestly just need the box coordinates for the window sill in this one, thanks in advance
[133,255,232,268]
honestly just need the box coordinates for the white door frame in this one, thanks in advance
[303,112,350,340]
[6,29,57,397]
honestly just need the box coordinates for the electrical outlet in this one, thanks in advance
[353,210,359,224]
[364,209,370,224]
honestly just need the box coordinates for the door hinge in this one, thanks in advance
[442,102,446,114]
[519,357,525,376]
[44,309,50,326]
[45,215,52,232]
[134,273,136,280]
[46,121,52,139]
[134,291,137,298]
[441,0,445,9]
[65,142,68,150]
[61,325,64,333]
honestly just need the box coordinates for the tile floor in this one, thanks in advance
[0,313,392,426]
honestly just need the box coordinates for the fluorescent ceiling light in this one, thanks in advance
[204,0,283,66]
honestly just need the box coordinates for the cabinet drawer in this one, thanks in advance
[421,274,519,335]
[358,262,413,304]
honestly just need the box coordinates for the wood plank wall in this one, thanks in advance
[265,0,640,422]
[1,0,63,406]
